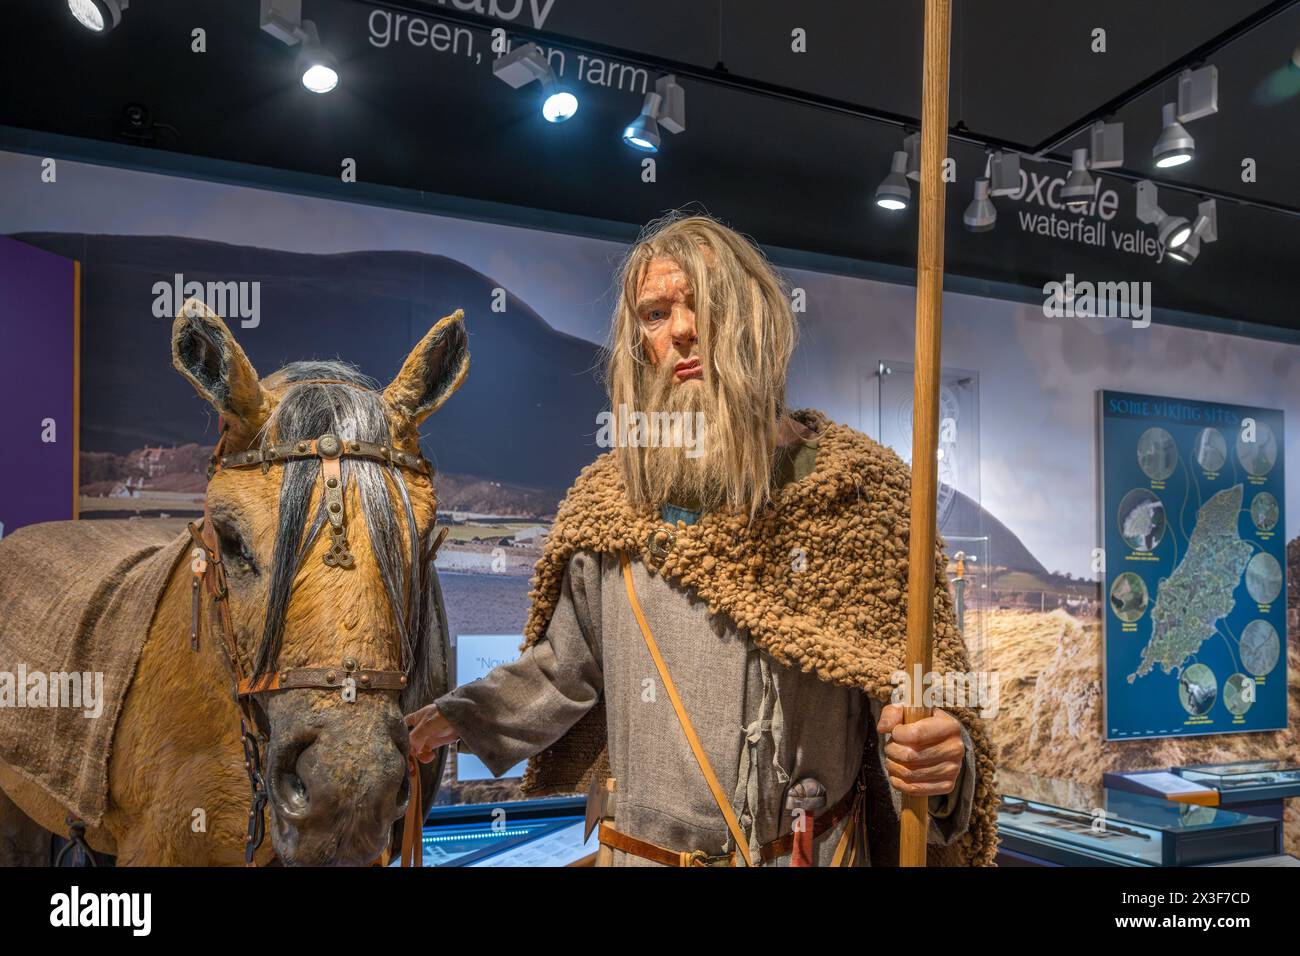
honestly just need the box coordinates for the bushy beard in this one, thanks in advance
[637,356,725,511]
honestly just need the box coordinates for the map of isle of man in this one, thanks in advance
[1127,484,1253,683]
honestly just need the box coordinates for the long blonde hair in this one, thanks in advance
[604,212,798,517]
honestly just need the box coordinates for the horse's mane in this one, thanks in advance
[252,360,440,711]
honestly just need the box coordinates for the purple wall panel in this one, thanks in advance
[0,235,76,536]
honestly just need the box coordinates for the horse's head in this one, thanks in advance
[171,299,468,866]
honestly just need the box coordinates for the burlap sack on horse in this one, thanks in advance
[0,520,191,826]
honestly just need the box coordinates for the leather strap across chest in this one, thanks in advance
[615,549,870,868]
[620,550,755,866]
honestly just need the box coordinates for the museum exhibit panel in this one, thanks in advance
[0,1,1298,930]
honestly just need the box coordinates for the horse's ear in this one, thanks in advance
[383,310,469,428]
[171,298,272,445]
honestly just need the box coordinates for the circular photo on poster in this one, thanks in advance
[1109,572,1149,622]
[1250,491,1279,532]
[1244,552,1282,605]
[1240,620,1280,677]
[1137,427,1178,481]
[1192,427,1227,472]
[1178,663,1217,716]
[1223,674,1256,717]
[1235,421,1277,477]
[1118,488,1166,551]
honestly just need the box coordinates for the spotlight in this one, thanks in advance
[1060,147,1096,209]
[493,42,578,123]
[622,74,685,152]
[1136,181,1193,249]
[623,93,662,152]
[963,178,997,232]
[1166,199,1217,265]
[261,2,340,93]
[1158,214,1192,248]
[68,0,127,33]
[1150,66,1218,169]
[875,151,911,210]
[1166,235,1200,264]
[542,86,578,123]
[297,21,338,94]
[1152,103,1194,168]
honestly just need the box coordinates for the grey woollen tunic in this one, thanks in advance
[437,550,977,866]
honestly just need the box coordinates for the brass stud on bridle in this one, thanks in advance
[318,433,342,459]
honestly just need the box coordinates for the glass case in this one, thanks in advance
[997,769,1280,866]
[396,796,596,867]
[1175,760,1300,790]
[1173,760,1300,807]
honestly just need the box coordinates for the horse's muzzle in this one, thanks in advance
[262,690,410,866]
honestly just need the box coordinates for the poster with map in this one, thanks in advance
[1101,390,1287,740]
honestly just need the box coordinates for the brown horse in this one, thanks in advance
[0,299,467,865]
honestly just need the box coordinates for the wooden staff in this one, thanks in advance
[900,0,953,868]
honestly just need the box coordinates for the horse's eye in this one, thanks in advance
[217,525,258,575]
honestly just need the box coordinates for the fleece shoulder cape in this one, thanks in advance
[518,408,1000,866]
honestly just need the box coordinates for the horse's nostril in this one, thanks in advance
[271,735,317,821]
[283,769,309,813]
[272,765,311,821]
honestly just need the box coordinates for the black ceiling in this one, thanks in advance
[2,0,1298,331]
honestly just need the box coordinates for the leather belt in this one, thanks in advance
[599,822,734,867]
[596,778,859,867]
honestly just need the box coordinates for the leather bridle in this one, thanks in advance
[187,414,442,867]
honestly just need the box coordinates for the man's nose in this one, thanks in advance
[669,304,696,349]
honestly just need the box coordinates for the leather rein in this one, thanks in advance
[187,418,438,867]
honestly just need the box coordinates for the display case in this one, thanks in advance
[997,770,1281,867]
[1175,760,1300,799]
[1172,760,1300,849]
[396,796,596,867]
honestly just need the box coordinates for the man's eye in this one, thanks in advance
[645,309,667,323]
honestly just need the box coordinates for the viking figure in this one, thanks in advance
[407,214,999,866]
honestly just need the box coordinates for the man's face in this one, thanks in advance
[636,255,703,384]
